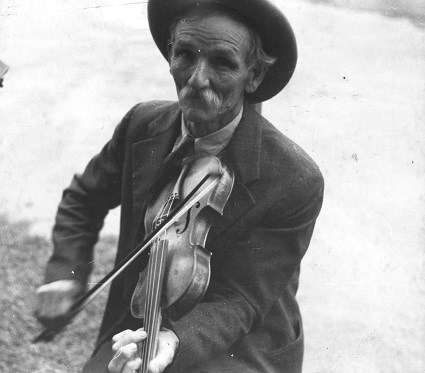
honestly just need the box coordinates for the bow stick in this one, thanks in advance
[33,173,220,343]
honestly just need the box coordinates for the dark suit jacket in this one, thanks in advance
[45,101,324,372]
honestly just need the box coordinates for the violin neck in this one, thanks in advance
[140,313,162,372]
[139,239,168,373]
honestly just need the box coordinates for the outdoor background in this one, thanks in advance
[1,0,424,372]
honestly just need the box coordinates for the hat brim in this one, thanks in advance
[148,0,297,103]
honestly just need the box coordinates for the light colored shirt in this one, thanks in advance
[174,108,243,157]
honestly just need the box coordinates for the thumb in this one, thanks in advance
[147,330,178,373]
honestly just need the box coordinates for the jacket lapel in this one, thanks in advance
[207,104,263,244]
[226,104,262,185]
[132,103,181,220]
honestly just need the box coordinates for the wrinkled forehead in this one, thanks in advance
[170,5,253,41]
[169,6,255,59]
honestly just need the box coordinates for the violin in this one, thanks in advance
[130,156,234,372]
[33,155,234,367]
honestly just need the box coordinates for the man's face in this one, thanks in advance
[169,12,257,133]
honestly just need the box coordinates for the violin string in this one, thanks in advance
[147,239,166,366]
[148,194,174,366]
[149,241,164,363]
[142,192,176,371]
[148,243,162,369]
[141,199,163,371]
[147,242,160,365]
[144,247,155,371]
[143,162,190,370]
[146,220,164,367]
[142,241,155,371]
[152,195,176,364]
[145,196,167,368]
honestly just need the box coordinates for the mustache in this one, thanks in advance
[178,86,221,111]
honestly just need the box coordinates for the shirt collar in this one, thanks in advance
[178,107,243,157]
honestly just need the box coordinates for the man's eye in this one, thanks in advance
[212,57,232,68]
[175,50,193,60]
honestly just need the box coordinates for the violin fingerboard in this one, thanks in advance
[139,239,168,372]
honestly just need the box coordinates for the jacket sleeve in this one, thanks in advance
[44,106,137,286]
[168,171,324,370]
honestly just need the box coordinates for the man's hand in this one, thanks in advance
[35,279,85,330]
[108,328,179,373]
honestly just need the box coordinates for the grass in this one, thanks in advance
[0,215,117,372]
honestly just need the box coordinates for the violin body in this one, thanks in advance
[130,156,234,370]
[130,231,211,321]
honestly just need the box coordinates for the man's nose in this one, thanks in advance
[187,59,209,90]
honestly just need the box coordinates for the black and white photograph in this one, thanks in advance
[0,0,424,372]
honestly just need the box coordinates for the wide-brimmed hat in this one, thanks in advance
[148,0,297,103]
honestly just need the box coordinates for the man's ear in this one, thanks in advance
[245,64,267,94]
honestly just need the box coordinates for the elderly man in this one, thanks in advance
[35,0,324,372]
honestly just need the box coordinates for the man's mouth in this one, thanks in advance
[183,97,208,111]
[180,90,206,107]
[178,86,221,113]
[179,87,201,101]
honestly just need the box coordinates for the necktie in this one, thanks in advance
[149,135,195,193]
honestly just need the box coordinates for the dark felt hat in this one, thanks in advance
[148,0,297,103]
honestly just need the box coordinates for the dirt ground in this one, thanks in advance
[1,0,424,372]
